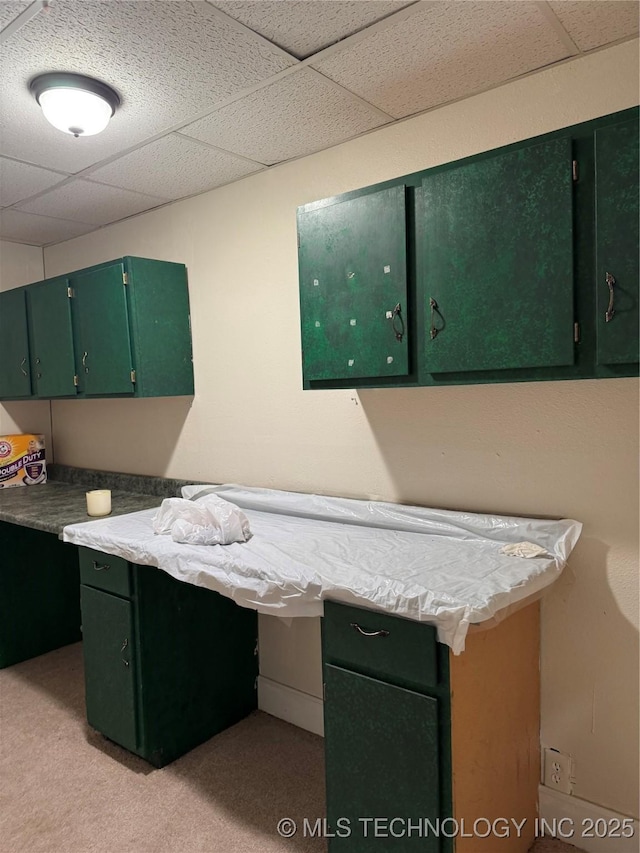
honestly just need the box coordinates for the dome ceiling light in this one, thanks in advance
[29,72,120,138]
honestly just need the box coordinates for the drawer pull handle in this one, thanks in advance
[350,622,389,638]
[605,272,616,323]
[92,561,110,572]
[121,638,130,667]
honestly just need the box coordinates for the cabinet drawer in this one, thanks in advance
[79,547,131,598]
[322,601,439,691]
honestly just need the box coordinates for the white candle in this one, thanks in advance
[86,489,111,517]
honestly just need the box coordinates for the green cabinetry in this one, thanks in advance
[299,186,410,382]
[322,602,449,853]
[0,288,32,399]
[298,107,639,390]
[0,256,194,400]
[79,547,258,768]
[0,521,81,668]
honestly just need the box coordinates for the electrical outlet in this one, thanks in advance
[543,747,573,795]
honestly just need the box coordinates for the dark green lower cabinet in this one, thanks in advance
[324,665,441,852]
[0,521,81,668]
[80,549,258,767]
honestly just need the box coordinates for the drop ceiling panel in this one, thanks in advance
[312,1,572,118]
[549,1,639,51]
[16,180,168,226]
[0,2,30,31]
[0,0,297,174]
[0,209,95,246]
[86,134,264,200]
[181,68,391,165]
[0,158,67,207]
[212,0,414,59]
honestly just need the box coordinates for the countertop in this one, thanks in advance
[0,464,196,537]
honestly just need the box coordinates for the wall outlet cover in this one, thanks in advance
[543,747,574,795]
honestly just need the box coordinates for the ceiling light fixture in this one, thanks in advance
[29,72,120,138]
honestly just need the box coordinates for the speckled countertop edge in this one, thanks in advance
[0,465,207,538]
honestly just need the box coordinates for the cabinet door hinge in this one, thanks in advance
[122,271,129,285]
[572,160,579,183]
[130,369,136,384]
[67,286,74,298]
[73,374,79,387]
[574,322,580,343]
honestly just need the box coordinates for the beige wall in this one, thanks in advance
[0,241,52,445]
[41,41,639,817]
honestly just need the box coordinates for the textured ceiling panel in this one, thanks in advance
[0,209,96,246]
[181,69,390,165]
[0,1,30,31]
[213,0,413,59]
[0,0,296,173]
[0,158,67,207]
[86,134,264,199]
[549,1,639,51]
[16,179,168,226]
[312,1,572,118]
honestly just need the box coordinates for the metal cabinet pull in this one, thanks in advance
[121,638,130,667]
[390,303,404,342]
[350,622,390,638]
[429,298,444,340]
[92,560,110,571]
[605,272,616,323]
[20,358,28,376]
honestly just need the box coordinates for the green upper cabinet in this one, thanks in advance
[71,262,135,396]
[28,277,78,398]
[420,137,575,378]
[298,185,409,382]
[0,256,194,401]
[595,118,639,367]
[0,288,31,399]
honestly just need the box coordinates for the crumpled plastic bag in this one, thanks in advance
[500,541,549,558]
[153,495,252,546]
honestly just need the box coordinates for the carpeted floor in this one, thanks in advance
[0,643,585,853]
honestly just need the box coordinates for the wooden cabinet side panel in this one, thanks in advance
[450,603,540,853]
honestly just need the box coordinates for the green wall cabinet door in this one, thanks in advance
[0,522,81,668]
[0,288,32,399]
[324,664,441,852]
[81,584,138,753]
[80,547,258,767]
[595,118,639,366]
[420,137,574,377]
[28,277,78,398]
[299,186,410,382]
[71,262,135,396]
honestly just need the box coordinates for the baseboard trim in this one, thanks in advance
[538,786,639,853]
[257,676,324,737]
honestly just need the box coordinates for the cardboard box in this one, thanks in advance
[0,434,47,488]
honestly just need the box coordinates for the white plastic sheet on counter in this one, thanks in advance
[63,484,582,653]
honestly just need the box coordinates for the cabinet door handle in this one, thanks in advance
[605,272,616,323]
[82,351,89,373]
[121,638,130,667]
[92,561,110,571]
[20,357,28,376]
[386,302,404,342]
[350,622,390,638]
[429,297,445,340]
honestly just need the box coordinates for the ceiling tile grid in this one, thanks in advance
[0,1,30,32]
[312,1,574,118]
[212,0,414,59]
[16,179,169,226]
[0,157,68,208]
[0,0,297,173]
[548,1,640,52]
[86,133,265,200]
[0,208,96,246]
[181,68,391,165]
